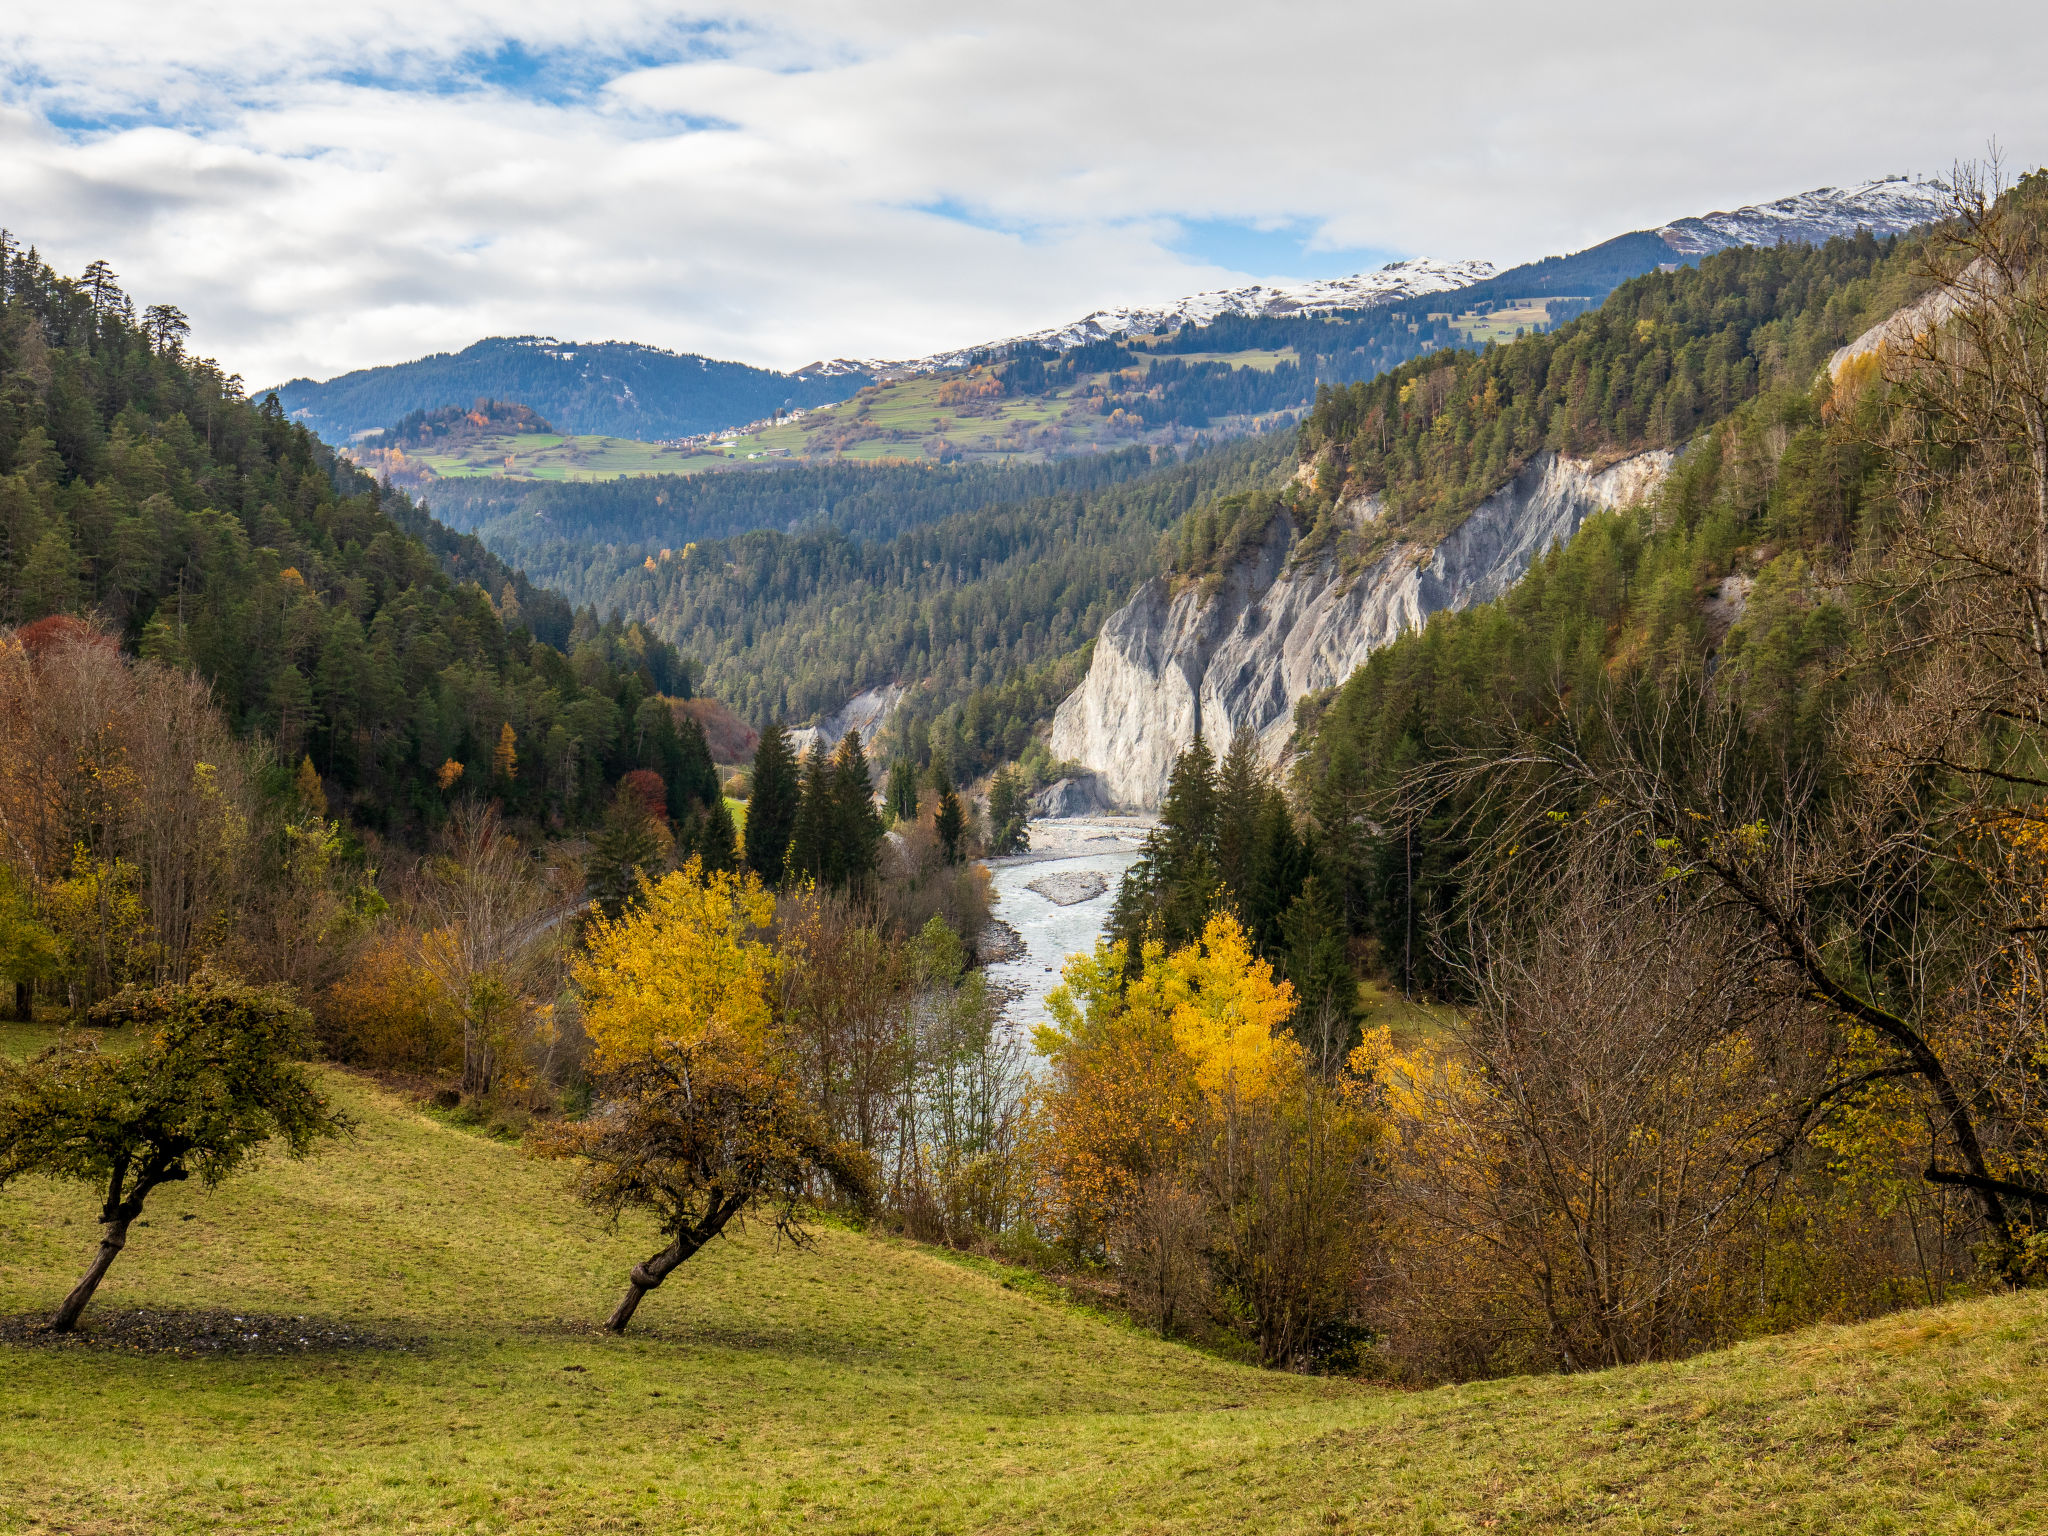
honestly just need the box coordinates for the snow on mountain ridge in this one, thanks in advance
[819,257,1494,380]
[1657,174,1950,257]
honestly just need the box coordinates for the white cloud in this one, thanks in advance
[0,0,2038,385]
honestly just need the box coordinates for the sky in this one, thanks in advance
[0,1,2039,386]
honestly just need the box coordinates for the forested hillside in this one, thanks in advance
[275,336,865,444]
[425,446,1176,550]
[1067,173,2048,1376]
[1295,229,1922,544]
[551,434,1296,776]
[0,241,710,838]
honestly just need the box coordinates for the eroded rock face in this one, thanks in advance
[1050,449,1672,808]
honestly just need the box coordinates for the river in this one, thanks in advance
[983,816,1151,1032]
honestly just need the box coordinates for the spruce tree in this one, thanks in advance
[1243,788,1310,956]
[886,758,919,824]
[787,746,835,886]
[1155,736,1219,872]
[744,722,800,885]
[674,714,721,811]
[1214,727,1265,902]
[934,787,966,866]
[832,730,883,888]
[1281,874,1358,1061]
[986,766,1029,855]
[686,794,739,874]
[586,790,666,919]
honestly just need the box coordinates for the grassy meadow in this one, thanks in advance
[406,433,728,482]
[3,1028,2046,1533]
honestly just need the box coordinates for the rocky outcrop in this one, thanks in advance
[1033,773,1116,818]
[787,682,905,762]
[1049,449,1672,808]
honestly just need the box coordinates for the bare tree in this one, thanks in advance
[411,807,568,1098]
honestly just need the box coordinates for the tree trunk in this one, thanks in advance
[604,1193,747,1333]
[51,1216,132,1334]
[10,979,28,1022]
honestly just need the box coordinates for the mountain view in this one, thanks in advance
[4,4,2046,1529]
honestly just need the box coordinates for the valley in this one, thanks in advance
[8,148,2047,1536]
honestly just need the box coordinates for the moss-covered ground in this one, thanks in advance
[3,1030,2044,1533]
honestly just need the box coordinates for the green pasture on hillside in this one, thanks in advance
[387,432,732,482]
[3,1026,2045,1532]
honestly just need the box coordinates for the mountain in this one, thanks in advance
[272,336,869,446]
[0,240,719,842]
[1656,174,1950,256]
[811,258,1499,379]
[1049,226,1930,806]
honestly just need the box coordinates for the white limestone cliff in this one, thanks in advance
[1048,449,1672,809]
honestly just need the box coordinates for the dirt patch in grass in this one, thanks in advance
[0,1306,423,1357]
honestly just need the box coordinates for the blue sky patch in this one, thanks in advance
[1171,217,1403,281]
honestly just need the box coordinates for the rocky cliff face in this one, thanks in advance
[1048,449,1671,809]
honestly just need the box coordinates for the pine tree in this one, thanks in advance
[787,747,835,886]
[18,527,81,619]
[1214,727,1265,901]
[586,792,666,919]
[986,766,1029,854]
[1280,874,1358,1062]
[1243,788,1309,956]
[744,722,800,885]
[934,788,966,866]
[832,730,883,889]
[886,758,919,824]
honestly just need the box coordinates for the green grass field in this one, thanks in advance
[1440,300,1575,347]
[4,1028,2045,1533]
[387,432,730,482]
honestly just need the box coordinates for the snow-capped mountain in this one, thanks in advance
[1657,175,1949,257]
[811,258,1495,379]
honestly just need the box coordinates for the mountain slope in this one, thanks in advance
[1051,226,1929,806]
[2,1054,2042,1532]
[0,243,697,838]
[826,258,1498,378]
[274,336,868,445]
[1659,174,1950,255]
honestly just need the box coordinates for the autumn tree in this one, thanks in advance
[0,975,348,1332]
[1035,912,1380,1362]
[538,861,872,1331]
[414,808,565,1098]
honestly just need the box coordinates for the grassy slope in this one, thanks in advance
[2,1039,2045,1533]
[363,433,731,484]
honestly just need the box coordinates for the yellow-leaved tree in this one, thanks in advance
[1034,912,1379,1364]
[538,859,872,1332]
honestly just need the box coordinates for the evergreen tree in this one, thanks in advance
[684,795,739,874]
[788,747,835,886]
[986,766,1029,855]
[934,787,966,866]
[674,714,721,811]
[1243,788,1310,956]
[1155,736,1219,871]
[1280,874,1358,1061]
[586,789,666,919]
[886,758,919,824]
[832,730,883,889]
[1115,736,1223,953]
[1214,727,1266,901]
[743,722,799,885]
